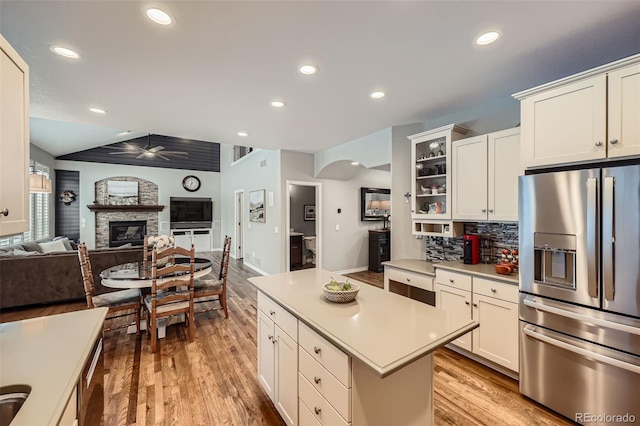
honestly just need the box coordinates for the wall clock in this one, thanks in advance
[182,175,201,192]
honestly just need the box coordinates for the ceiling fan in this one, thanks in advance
[105,134,188,161]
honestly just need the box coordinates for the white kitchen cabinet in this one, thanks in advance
[170,228,213,251]
[257,294,299,426]
[471,293,519,372]
[0,34,29,237]
[408,124,468,236]
[435,283,472,351]
[452,128,520,222]
[435,269,519,373]
[59,387,78,426]
[514,54,640,168]
[608,63,640,159]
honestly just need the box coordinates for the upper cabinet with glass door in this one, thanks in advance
[409,124,468,220]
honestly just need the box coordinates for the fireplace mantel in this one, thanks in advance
[87,205,164,212]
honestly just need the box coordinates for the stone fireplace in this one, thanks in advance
[93,176,160,248]
[109,220,147,247]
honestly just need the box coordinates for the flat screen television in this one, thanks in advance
[170,197,212,229]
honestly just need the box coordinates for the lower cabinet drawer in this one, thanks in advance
[258,292,298,341]
[473,277,518,303]
[299,373,350,426]
[299,347,351,421]
[299,398,322,426]
[386,267,434,291]
[435,269,472,292]
[299,322,351,387]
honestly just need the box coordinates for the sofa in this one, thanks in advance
[0,239,143,310]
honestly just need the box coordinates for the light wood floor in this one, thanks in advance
[0,255,573,426]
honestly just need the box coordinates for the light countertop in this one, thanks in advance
[435,260,519,285]
[382,259,436,276]
[249,269,477,378]
[0,308,107,426]
[383,258,519,285]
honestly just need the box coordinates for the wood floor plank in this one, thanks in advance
[1,256,570,425]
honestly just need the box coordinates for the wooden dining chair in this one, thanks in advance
[144,244,196,353]
[77,243,142,334]
[193,236,231,318]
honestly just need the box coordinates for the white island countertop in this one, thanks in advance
[0,307,107,426]
[249,269,478,378]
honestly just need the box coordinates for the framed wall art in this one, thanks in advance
[249,189,266,222]
[304,205,316,221]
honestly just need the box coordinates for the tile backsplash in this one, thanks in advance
[424,222,518,263]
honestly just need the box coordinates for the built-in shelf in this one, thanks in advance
[87,205,165,212]
[416,193,446,197]
[416,155,446,163]
[416,174,446,180]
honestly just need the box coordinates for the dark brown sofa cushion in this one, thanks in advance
[0,246,143,310]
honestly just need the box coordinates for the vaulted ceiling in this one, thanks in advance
[2,1,639,157]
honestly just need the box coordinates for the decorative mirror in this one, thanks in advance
[360,187,391,221]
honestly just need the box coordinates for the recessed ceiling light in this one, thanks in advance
[370,91,385,99]
[476,31,500,45]
[49,45,80,59]
[117,130,132,136]
[237,132,249,137]
[271,100,286,108]
[299,65,318,75]
[146,8,173,25]
[89,107,107,114]
[351,161,360,166]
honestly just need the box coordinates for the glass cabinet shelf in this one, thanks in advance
[416,174,446,180]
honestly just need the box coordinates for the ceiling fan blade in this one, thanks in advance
[156,152,171,161]
[109,151,137,155]
[135,153,148,159]
[149,146,165,153]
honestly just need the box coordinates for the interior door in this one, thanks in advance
[602,164,640,317]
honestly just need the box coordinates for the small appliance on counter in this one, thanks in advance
[463,235,480,264]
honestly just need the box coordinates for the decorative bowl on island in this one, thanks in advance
[323,279,360,303]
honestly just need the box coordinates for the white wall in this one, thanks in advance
[220,147,282,274]
[54,160,221,249]
[314,127,392,178]
[391,123,426,260]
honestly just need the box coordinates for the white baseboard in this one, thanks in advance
[332,266,369,275]
[243,261,269,276]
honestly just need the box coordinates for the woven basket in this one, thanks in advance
[323,282,360,303]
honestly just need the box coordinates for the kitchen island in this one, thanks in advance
[0,307,107,425]
[249,268,478,426]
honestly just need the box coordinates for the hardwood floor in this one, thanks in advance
[0,256,572,425]
[343,269,384,289]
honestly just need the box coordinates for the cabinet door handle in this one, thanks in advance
[481,208,487,213]
[314,346,321,354]
[314,376,321,384]
[595,141,604,147]
[465,301,470,305]
[406,278,411,282]
[1,208,8,217]
[488,209,494,213]
[272,337,277,345]
[473,303,478,307]
[314,407,322,415]
[268,334,273,341]
[449,278,454,283]
[610,139,619,145]
[490,288,496,293]
[269,310,275,316]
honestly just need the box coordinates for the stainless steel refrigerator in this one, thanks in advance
[519,164,640,425]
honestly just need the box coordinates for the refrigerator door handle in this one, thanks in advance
[603,176,615,301]
[586,177,599,299]
[523,296,640,336]
[523,325,640,375]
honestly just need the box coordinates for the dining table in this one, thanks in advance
[100,256,213,338]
